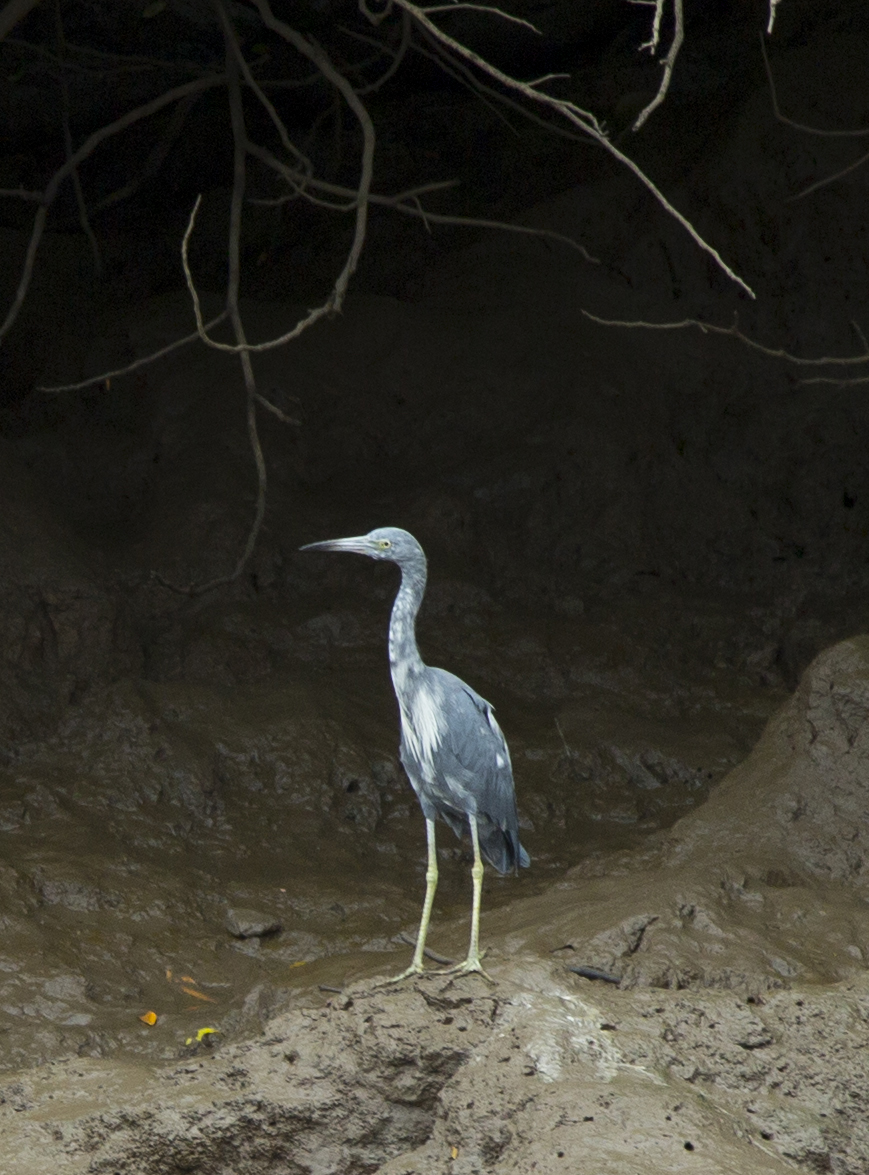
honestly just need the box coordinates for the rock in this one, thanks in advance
[225,908,282,939]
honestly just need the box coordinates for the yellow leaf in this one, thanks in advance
[139,1011,158,1026]
[181,986,216,1002]
[180,975,196,984]
[165,969,173,981]
[185,1026,219,1046]
[450,1146,459,1159]
[288,960,307,969]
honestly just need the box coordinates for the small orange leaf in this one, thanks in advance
[139,1011,158,1026]
[181,986,216,1002]
[165,969,173,981]
[288,960,307,970]
[180,975,196,984]
[450,1146,459,1160]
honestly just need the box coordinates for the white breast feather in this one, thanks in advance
[402,681,444,775]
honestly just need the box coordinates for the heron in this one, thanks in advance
[301,526,529,981]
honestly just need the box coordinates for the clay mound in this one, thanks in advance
[497,636,869,992]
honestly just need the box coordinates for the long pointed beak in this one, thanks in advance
[300,535,373,556]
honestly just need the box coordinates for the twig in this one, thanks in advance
[6,35,212,75]
[416,3,541,33]
[355,9,411,95]
[157,0,272,598]
[766,0,783,36]
[0,187,42,201]
[633,0,684,131]
[250,142,599,264]
[382,0,755,299]
[760,35,869,138]
[0,72,224,346]
[221,8,267,591]
[93,93,200,213]
[54,0,101,275]
[175,0,377,360]
[580,309,869,368]
[398,931,456,966]
[799,375,869,387]
[758,36,869,202]
[254,392,299,424]
[789,149,869,203]
[36,311,229,394]
[635,0,664,52]
[251,0,374,308]
[222,16,314,179]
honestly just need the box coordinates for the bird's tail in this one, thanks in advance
[480,824,530,875]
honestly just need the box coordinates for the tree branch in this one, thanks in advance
[580,309,869,368]
[0,73,225,346]
[632,0,684,131]
[380,0,755,299]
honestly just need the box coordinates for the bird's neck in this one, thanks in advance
[388,558,427,677]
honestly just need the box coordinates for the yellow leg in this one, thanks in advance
[445,815,494,982]
[379,818,440,983]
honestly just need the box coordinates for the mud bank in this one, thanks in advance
[1,637,868,1174]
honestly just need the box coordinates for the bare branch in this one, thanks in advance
[6,35,211,75]
[36,312,229,394]
[254,393,300,424]
[633,0,684,131]
[789,149,869,202]
[222,16,313,178]
[417,3,541,33]
[381,0,754,298]
[0,187,42,201]
[180,1,377,357]
[799,375,869,387]
[637,0,665,54]
[760,35,869,138]
[158,3,272,597]
[0,72,225,346]
[355,9,411,95]
[580,309,869,367]
[94,93,200,213]
[248,142,599,263]
[767,0,783,36]
[54,0,101,275]
[251,0,375,310]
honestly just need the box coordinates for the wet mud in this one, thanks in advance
[2,637,869,1173]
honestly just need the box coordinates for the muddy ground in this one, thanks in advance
[2,6,869,1173]
[3,638,869,1174]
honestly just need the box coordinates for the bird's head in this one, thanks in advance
[300,526,424,565]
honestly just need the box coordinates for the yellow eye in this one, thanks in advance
[378,539,392,549]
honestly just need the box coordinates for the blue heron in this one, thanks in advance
[301,527,529,980]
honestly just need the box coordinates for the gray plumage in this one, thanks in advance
[301,526,529,979]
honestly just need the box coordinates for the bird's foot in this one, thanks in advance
[442,951,495,984]
[372,962,431,987]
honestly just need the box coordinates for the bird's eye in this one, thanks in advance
[377,539,392,549]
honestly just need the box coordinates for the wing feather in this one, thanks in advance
[425,668,528,873]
